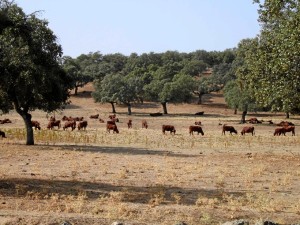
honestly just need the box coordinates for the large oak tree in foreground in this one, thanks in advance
[0,1,71,145]
[241,0,300,117]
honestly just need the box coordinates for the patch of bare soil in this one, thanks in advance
[0,83,300,225]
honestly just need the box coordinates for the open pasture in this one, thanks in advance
[0,88,300,225]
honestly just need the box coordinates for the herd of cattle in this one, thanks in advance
[0,114,297,138]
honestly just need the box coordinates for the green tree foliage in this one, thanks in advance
[181,59,208,76]
[62,56,92,95]
[224,80,257,122]
[92,73,121,113]
[0,1,71,145]
[244,0,300,116]
[224,39,261,122]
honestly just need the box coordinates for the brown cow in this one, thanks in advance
[49,116,56,122]
[62,116,73,121]
[107,124,119,133]
[108,114,116,119]
[241,126,255,136]
[0,130,6,138]
[89,114,99,119]
[282,126,295,136]
[194,121,201,125]
[189,126,204,135]
[127,119,132,129]
[99,118,105,123]
[247,118,263,124]
[108,114,119,122]
[277,121,295,127]
[74,117,84,121]
[0,118,12,124]
[47,120,61,130]
[107,120,116,125]
[274,127,285,136]
[142,120,148,129]
[78,121,88,130]
[162,125,176,134]
[222,124,237,135]
[63,120,76,131]
[31,120,41,130]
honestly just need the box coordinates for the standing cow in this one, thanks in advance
[142,120,148,129]
[0,130,6,138]
[78,121,88,130]
[189,126,204,135]
[241,126,255,136]
[63,120,76,131]
[162,125,176,135]
[222,124,237,135]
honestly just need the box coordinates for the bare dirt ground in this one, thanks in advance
[0,83,300,225]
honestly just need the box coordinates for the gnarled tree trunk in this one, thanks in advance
[161,102,168,114]
[241,110,247,124]
[17,110,34,145]
[110,102,116,113]
[127,103,132,115]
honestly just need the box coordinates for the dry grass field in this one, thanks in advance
[0,83,300,225]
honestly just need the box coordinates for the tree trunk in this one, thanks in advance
[241,111,247,124]
[161,102,168,114]
[127,103,132,115]
[19,112,34,145]
[110,102,116,113]
[234,108,237,115]
[197,93,203,104]
[74,86,78,95]
[286,112,289,119]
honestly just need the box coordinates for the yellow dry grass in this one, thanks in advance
[0,84,300,225]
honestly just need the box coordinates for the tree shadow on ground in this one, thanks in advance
[0,177,245,206]
[36,144,199,158]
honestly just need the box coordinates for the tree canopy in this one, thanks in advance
[0,1,71,144]
[240,0,300,116]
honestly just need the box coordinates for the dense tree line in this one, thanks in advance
[63,50,236,115]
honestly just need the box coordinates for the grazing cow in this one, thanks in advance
[222,124,237,135]
[0,118,12,124]
[274,127,285,136]
[49,116,56,122]
[150,112,163,117]
[108,114,119,122]
[162,125,176,135]
[0,130,6,138]
[78,121,88,130]
[247,118,262,124]
[107,124,119,133]
[107,120,116,125]
[195,111,204,115]
[277,121,295,127]
[47,120,61,130]
[194,121,201,125]
[62,116,72,121]
[74,117,84,121]
[189,126,204,135]
[142,120,148,129]
[241,126,255,136]
[63,120,76,131]
[99,118,105,123]
[127,119,132,129]
[282,126,295,136]
[31,120,41,130]
[108,114,116,120]
[89,114,99,119]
